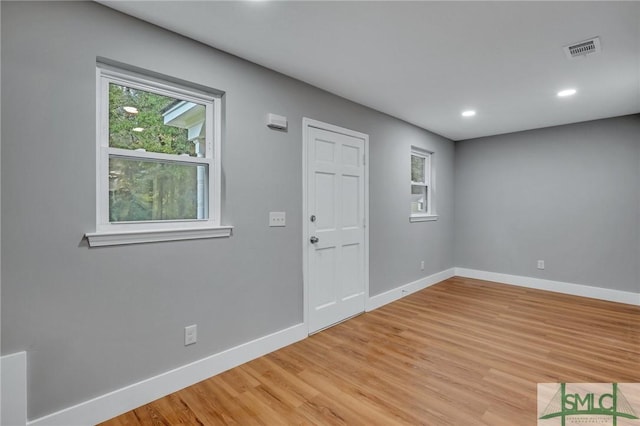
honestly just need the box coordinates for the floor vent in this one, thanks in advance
[564,37,601,59]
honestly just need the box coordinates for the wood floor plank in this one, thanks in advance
[100,277,640,425]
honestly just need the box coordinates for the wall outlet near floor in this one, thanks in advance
[420,260,425,271]
[184,324,197,346]
[537,260,545,270]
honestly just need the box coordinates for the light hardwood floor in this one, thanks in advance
[100,277,640,425]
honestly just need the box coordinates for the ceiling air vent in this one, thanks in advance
[563,37,601,59]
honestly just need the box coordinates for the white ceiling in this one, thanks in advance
[101,1,640,141]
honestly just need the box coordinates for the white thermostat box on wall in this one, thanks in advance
[266,113,288,130]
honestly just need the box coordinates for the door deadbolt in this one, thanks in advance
[310,215,316,222]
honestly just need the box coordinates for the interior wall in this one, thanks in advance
[0,1,3,422]
[454,115,640,293]
[0,1,454,419]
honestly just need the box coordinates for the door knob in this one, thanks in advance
[310,236,319,244]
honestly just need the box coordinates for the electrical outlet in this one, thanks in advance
[184,324,197,346]
[269,211,286,227]
[420,261,425,271]
[537,260,545,270]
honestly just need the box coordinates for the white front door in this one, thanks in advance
[303,119,368,334]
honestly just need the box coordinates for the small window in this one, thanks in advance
[410,147,437,222]
[86,64,231,246]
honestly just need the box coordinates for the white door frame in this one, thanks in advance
[302,117,369,334]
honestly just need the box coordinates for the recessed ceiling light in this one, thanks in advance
[461,110,476,117]
[132,127,144,132]
[123,106,139,114]
[557,89,577,97]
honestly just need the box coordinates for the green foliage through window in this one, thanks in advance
[411,154,425,183]
[109,158,204,222]
[108,83,196,156]
[107,83,207,222]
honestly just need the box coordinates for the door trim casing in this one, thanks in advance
[302,118,370,335]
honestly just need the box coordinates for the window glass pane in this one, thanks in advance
[411,185,427,213]
[108,83,206,157]
[109,157,208,222]
[411,155,425,183]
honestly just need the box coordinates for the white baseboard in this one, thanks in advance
[366,268,456,311]
[28,323,307,426]
[1,352,28,426]
[455,268,640,306]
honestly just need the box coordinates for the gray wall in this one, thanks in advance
[0,0,3,422]
[454,115,640,293]
[1,1,454,419]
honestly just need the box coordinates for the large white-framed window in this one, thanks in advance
[410,147,437,222]
[86,64,231,247]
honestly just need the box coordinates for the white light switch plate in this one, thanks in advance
[269,212,286,227]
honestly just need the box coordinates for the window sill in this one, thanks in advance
[85,226,233,247]
[409,214,438,223]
